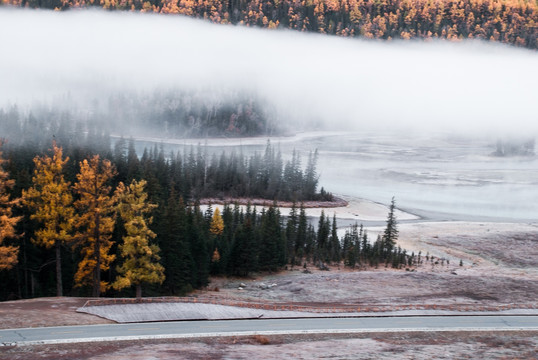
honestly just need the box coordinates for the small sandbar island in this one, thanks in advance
[199,195,420,222]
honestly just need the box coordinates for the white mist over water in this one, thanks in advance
[1,8,537,137]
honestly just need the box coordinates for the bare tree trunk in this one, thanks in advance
[30,272,35,298]
[55,240,63,297]
[93,214,101,298]
[136,284,142,299]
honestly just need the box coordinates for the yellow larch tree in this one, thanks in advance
[0,142,21,271]
[73,155,117,297]
[22,141,74,296]
[209,207,224,273]
[112,179,164,299]
[209,207,224,236]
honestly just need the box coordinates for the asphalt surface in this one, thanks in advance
[1,315,537,346]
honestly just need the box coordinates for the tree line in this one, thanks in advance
[0,105,330,202]
[4,0,537,49]
[0,133,412,301]
[0,90,280,142]
[103,90,281,138]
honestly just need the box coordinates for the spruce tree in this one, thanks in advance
[296,204,307,261]
[258,205,283,271]
[382,197,399,256]
[188,203,210,288]
[229,217,257,276]
[159,193,193,295]
[329,214,340,263]
[286,202,298,266]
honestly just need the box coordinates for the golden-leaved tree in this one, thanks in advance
[209,207,224,236]
[113,179,164,299]
[23,142,74,296]
[73,155,117,297]
[0,143,20,271]
[209,207,224,273]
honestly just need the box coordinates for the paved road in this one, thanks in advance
[1,315,537,346]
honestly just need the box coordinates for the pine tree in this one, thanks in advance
[383,197,398,255]
[296,204,307,261]
[344,223,360,268]
[329,214,340,263]
[73,155,117,297]
[258,205,284,271]
[188,203,210,288]
[113,179,164,299]
[22,141,74,296]
[113,137,128,184]
[126,138,141,181]
[304,149,319,199]
[361,226,369,263]
[159,193,193,295]
[343,228,353,268]
[286,202,298,266]
[316,210,330,264]
[229,217,258,276]
[0,144,20,271]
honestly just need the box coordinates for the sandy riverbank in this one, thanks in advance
[199,195,420,222]
[199,196,349,209]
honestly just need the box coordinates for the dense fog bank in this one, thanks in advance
[1,9,537,139]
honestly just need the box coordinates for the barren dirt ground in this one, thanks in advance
[1,332,537,360]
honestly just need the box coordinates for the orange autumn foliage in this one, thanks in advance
[73,155,117,297]
[9,0,537,48]
[0,142,20,271]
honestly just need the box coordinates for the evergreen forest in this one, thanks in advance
[0,90,281,140]
[0,119,414,301]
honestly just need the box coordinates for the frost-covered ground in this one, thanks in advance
[2,332,537,360]
[207,221,537,307]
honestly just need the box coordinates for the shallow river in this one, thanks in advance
[132,131,538,222]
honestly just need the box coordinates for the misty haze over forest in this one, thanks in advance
[1,9,537,138]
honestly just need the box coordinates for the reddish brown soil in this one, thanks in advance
[0,297,113,329]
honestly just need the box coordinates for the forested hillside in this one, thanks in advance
[4,0,537,49]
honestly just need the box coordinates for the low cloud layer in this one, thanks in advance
[1,8,537,136]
